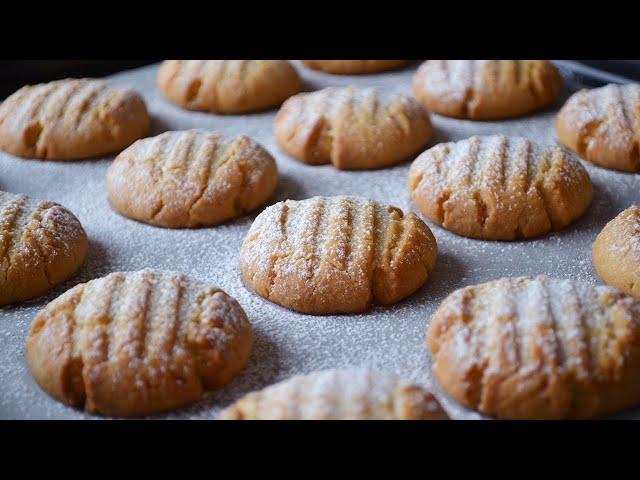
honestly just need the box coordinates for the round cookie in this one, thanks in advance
[557,83,640,172]
[157,60,302,114]
[593,205,640,297]
[240,196,437,314]
[301,60,408,75]
[275,86,432,170]
[26,269,253,417]
[412,60,563,120]
[408,135,592,240]
[427,275,640,419]
[106,130,278,228]
[218,369,448,420]
[0,190,87,306]
[0,78,149,160]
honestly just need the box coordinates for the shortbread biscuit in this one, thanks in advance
[157,60,302,114]
[0,78,149,160]
[275,86,432,170]
[26,269,253,417]
[557,83,640,172]
[240,196,437,314]
[427,275,640,419]
[0,191,87,306]
[106,130,278,228]
[218,369,448,420]
[408,135,592,240]
[593,205,640,297]
[301,60,408,75]
[412,60,563,120]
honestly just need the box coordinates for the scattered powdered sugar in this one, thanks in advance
[1,62,640,420]
[276,85,425,156]
[0,191,85,273]
[417,60,483,101]
[416,61,554,106]
[561,83,640,152]
[413,134,586,192]
[438,276,632,373]
[599,205,640,258]
[27,268,250,404]
[221,368,442,419]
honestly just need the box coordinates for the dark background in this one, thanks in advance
[0,60,638,100]
[580,60,640,81]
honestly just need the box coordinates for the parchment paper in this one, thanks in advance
[1,61,637,420]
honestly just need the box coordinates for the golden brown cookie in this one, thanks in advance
[301,60,408,74]
[275,86,432,170]
[240,196,437,314]
[0,191,87,306]
[157,60,302,114]
[593,205,640,297]
[0,78,149,160]
[26,269,253,417]
[106,130,278,228]
[218,369,448,420]
[557,83,640,172]
[427,275,640,419]
[412,60,563,120]
[408,135,592,240]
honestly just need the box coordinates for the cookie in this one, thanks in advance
[240,196,437,314]
[157,60,302,114]
[106,130,278,228]
[408,135,592,240]
[428,275,640,419]
[0,191,87,306]
[275,86,432,170]
[593,205,640,297]
[412,60,563,120]
[0,78,149,160]
[556,83,640,172]
[301,60,408,75]
[26,269,253,417]
[218,369,448,420]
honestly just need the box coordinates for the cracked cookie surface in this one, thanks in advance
[106,130,278,228]
[412,60,562,120]
[593,205,640,297]
[408,135,592,240]
[0,78,149,160]
[427,275,640,419]
[218,368,448,420]
[26,269,253,417]
[274,86,432,170]
[557,83,640,172]
[240,196,437,314]
[0,191,87,306]
[301,60,408,75]
[157,60,302,114]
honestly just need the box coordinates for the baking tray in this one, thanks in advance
[1,61,638,420]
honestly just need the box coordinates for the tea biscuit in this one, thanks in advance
[0,191,87,306]
[275,86,432,170]
[0,78,149,160]
[408,135,592,240]
[106,130,278,228]
[240,196,437,314]
[218,369,448,420]
[412,60,563,120]
[301,60,408,75]
[157,60,302,114]
[593,205,640,297]
[557,83,640,172]
[26,269,253,417]
[427,275,640,419]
